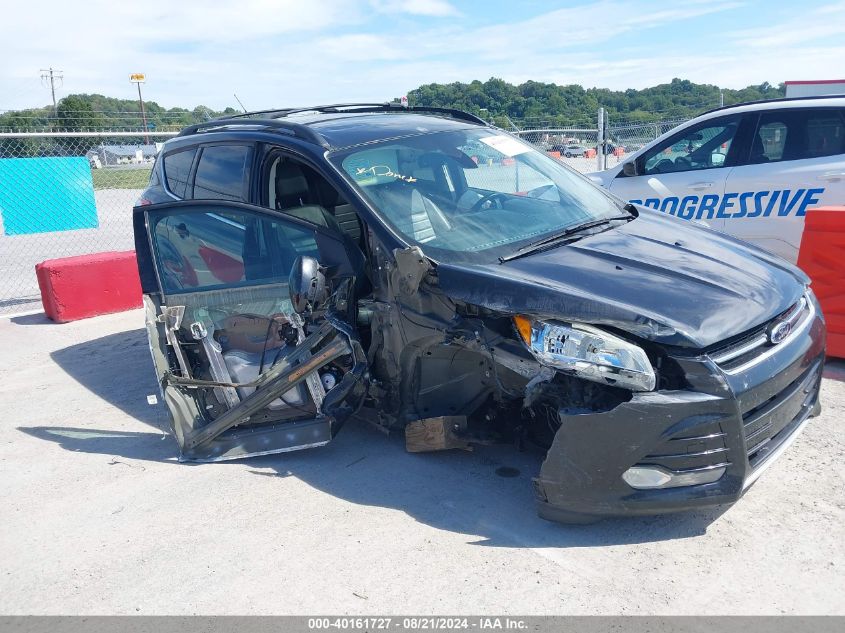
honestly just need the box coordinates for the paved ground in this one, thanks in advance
[0,309,843,615]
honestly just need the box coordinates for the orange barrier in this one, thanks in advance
[796,207,845,358]
[584,148,597,159]
[547,151,561,159]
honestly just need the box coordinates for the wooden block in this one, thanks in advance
[405,416,470,453]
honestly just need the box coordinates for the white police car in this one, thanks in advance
[590,96,845,262]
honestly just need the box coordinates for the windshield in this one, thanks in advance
[330,128,626,263]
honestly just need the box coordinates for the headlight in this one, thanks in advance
[513,316,655,391]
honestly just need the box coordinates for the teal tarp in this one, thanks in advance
[0,157,98,235]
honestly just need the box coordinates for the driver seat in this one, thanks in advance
[372,183,451,243]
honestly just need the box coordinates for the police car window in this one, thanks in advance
[192,145,251,201]
[163,148,197,198]
[641,118,738,175]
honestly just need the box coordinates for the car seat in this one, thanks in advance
[750,134,770,163]
[369,182,452,244]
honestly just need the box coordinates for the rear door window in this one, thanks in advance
[192,145,252,202]
[749,109,845,164]
[163,148,197,198]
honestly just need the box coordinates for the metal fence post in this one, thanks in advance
[597,107,605,172]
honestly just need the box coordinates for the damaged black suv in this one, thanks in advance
[135,103,825,523]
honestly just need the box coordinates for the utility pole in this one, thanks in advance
[130,73,149,144]
[597,107,605,172]
[40,67,63,114]
[719,89,724,108]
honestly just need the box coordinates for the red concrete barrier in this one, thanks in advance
[797,207,845,359]
[35,250,142,323]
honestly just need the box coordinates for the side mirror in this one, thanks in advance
[289,255,328,314]
[622,161,638,177]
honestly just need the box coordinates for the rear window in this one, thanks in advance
[192,145,251,201]
[163,148,197,198]
[806,110,845,159]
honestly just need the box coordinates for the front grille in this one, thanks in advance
[741,360,821,470]
[709,295,811,373]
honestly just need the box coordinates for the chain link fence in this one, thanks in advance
[514,116,691,174]
[0,113,691,316]
[0,132,175,314]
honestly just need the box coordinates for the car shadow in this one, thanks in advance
[48,328,170,430]
[21,329,728,548]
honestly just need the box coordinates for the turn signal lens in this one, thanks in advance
[513,315,533,346]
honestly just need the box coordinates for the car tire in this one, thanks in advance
[564,152,571,158]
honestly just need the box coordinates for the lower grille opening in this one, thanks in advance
[743,362,821,470]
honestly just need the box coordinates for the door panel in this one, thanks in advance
[721,109,845,263]
[137,200,367,462]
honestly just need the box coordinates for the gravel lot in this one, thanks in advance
[0,309,843,615]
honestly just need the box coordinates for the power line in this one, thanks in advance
[39,68,64,114]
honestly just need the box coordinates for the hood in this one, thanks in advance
[436,208,808,349]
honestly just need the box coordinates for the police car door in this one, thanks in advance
[721,107,845,263]
[609,114,744,227]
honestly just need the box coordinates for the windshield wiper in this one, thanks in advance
[499,213,634,263]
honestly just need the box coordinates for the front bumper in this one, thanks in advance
[534,305,826,522]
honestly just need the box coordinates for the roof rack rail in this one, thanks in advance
[701,94,843,116]
[223,103,488,126]
[176,118,329,147]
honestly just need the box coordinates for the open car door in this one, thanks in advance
[134,200,368,462]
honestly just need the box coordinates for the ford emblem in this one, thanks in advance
[768,321,791,345]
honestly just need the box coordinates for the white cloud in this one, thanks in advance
[369,0,459,17]
[728,1,845,47]
[0,0,840,113]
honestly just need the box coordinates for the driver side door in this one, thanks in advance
[134,199,368,462]
[609,114,745,229]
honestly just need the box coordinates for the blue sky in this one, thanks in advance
[2,0,844,112]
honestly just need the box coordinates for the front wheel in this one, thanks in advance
[564,152,572,158]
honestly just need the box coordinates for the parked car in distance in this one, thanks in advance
[552,143,587,157]
[135,103,825,523]
[589,96,845,262]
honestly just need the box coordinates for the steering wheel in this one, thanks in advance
[469,192,509,213]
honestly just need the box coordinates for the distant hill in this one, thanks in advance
[408,77,786,127]
[0,94,237,132]
[0,78,786,132]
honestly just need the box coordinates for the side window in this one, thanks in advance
[192,145,251,202]
[750,109,845,164]
[640,116,740,175]
[149,207,318,294]
[163,148,197,198]
[804,110,844,159]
